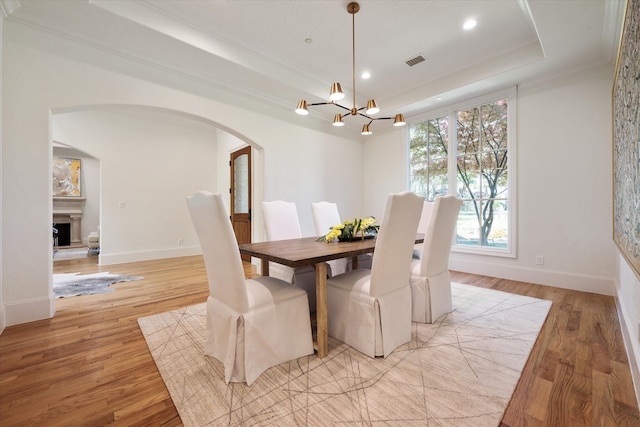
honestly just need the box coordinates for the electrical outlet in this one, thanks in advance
[178,239,184,246]
[119,201,126,208]
[535,255,544,265]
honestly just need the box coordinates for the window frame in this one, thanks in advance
[408,87,517,258]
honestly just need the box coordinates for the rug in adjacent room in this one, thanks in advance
[53,272,143,298]
[138,283,552,426]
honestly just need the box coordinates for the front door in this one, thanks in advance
[230,146,252,261]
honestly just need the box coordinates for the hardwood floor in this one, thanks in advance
[0,256,638,426]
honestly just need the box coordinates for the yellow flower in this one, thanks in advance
[318,216,379,242]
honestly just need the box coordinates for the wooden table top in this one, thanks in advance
[238,233,424,267]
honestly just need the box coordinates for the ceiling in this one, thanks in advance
[4,0,625,136]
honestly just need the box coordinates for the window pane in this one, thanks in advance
[409,95,511,255]
[409,115,448,200]
[457,107,480,154]
[456,200,481,245]
[410,161,428,195]
[233,154,249,214]
[481,100,508,151]
[428,158,448,199]
[457,154,481,196]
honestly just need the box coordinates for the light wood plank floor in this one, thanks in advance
[0,256,638,426]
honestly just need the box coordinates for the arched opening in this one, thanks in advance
[50,105,265,286]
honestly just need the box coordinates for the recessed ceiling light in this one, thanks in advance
[304,37,313,44]
[463,18,477,30]
[361,71,370,79]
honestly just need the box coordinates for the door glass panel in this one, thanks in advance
[233,154,249,214]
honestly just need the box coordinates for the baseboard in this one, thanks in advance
[449,257,615,296]
[3,296,55,327]
[99,246,202,266]
[0,304,6,334]
[615,292,640,408]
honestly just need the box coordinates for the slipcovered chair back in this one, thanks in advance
[311,201,352,276]
[414,201,434,256]
[311,201,342,236]
[262,200,302,240]
[186,191,248,313]
[262,200,317,309]
[420,196,462,277]
[370,192,424,297]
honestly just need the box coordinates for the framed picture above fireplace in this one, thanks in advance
[53,157,81,197]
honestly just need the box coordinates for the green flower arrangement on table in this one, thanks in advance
[319,217,380,243]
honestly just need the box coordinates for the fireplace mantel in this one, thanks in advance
[53,197,85,246]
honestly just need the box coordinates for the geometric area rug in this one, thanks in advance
[138,283,552,427]
[53,272,143,298]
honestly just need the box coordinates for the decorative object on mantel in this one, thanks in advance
[52,157,81,197]
[318,216,379,242]
[294,2,406,135]
[53,272,143,298]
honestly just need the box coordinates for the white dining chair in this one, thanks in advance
[186,191,314,385]
[410,196,462,323]
[413,200,434,259]
[311,201,373,273]
[326,191,423,358]
[262,200,317,311]
[311,201,351,276]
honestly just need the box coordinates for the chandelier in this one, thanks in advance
[294,2,406,135]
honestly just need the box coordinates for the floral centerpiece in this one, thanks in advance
[319,217,380,242]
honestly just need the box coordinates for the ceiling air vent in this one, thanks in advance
[405,54,426,67]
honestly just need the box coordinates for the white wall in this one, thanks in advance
[0,13,5,334]
[1,21,364,326]
[365,66,617,296]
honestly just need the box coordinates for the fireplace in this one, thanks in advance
[53,223,71,247]
[53,197,85,247]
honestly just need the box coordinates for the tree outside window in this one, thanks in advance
[409,98,510,251]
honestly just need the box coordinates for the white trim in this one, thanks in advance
[99,246,202,266]
[4,295,55,327]
[615,288,640,408]
[0,305,5,334]
[449,256,615,296]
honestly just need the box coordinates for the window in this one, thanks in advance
[409,90,515,256]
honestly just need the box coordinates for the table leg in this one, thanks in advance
[315,262,328,358]
[352,255,359,270]
[260,258,269,276]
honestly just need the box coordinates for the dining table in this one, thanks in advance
[238,233,424,358]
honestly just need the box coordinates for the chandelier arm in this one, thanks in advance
[307,102,334,107]
[332,103,353,113]
[307,102,352,118]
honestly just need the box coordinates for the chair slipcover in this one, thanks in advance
[311,201,373,273]
[410,196,462,323]
[262,200,317,310]
[187,191,313,385]
[327,192,423,358]
[413,201,434,258]
[311,201,351,276]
